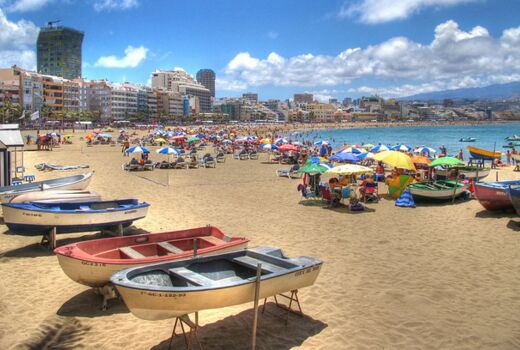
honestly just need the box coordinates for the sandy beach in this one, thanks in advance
[1,128,520,350]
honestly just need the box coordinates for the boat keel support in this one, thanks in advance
[102,223,124,237]
[93,284,119,311]
[262,289,303,325]
[168,314,203,350]
[40,227,57,250]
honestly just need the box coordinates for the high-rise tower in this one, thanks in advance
[196,69,215,98]
[37,22,84,79]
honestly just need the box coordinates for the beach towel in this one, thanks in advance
[395,189,416,208]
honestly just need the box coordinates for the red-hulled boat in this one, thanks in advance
[473,180,520,211]
[54,225,249,287]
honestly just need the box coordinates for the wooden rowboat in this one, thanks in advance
[0,172,93,203]
[408,180,468,201]
[474,180,520,211]
[2,199,149,235]
[9,190,101,203]
[54,226,249,287]
[467,146,501,161]
[111,246,322,321]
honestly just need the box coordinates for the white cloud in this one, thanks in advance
[95,45,148,68]
[93,0,138,12]
[0,9,38,69]
[0,0,54,12]
[219,20,520,97]
[339,0,478,24]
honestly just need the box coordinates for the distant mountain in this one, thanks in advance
[400,81,520,101]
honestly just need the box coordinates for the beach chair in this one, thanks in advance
[239,152,249,160]
[297,184,319,200]
[143,160,155,171]
[199,154,216,168]
[216,152,226,163]
[157,161,171,169]
[276,164,301,179]
[361,182,379,203]
[187,158,199,169]
[248,151,259,160]
[122,160,139,171]
[172,157,188,169]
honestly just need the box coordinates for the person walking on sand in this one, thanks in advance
[506,150,511,165]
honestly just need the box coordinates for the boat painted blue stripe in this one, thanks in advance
[2,201,149,213]
[5,218,144,235]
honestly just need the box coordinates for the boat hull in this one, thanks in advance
[473,181,520,211]
[0,172,93,203]
[467,146,501,161]
[115,263,322,320]
[56,242,247,287]
[9,190,101,204]
[2,203,148,235]
[408,181,468,201]
[507,186,520,216]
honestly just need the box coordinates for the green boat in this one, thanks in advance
[408,180,469,201]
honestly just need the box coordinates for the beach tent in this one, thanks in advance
[395,189,416,208]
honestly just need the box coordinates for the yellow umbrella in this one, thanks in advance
[155,137,167,143]
[373,150,416,171]
[260,138,272,144]
[326,164,374,176]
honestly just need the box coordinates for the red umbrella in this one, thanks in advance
[279,144,298,152]
[171,135,186,141]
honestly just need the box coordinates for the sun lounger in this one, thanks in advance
[199,154,217,168]
[248,152,259,160]
[143,160,155,171]
[239,153,249,160]
[216,152,226,163]
[157,161,171,169]
[276,164,301,179]
[122,163,139,171]
[172,158,188,169]
[187,159,199,169]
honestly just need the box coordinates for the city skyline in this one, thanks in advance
[0,0,519,101]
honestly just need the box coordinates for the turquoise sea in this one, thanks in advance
[285,122,520,158]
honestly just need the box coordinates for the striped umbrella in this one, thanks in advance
[261,144,279,150]
[156,146,180,155]
[275,138,288,144]
[414,147,436,154]
[314,140,330,146]
[371,144,389,152]
[391,144,412,152]
[127,146,150,154]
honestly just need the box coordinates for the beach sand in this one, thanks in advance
[1,130,520,349]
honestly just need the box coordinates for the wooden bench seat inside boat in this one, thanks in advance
[157,241,183,254]
[232,256,285,273]
[168,267,216,286]
[120,247,146,259]
[201,235,225,245]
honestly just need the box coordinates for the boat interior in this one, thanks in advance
[413,182,459,190]
[29,199,138,211]
[129,250,299,288]
[92,236,226,260]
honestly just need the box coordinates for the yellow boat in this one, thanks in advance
[467,146,501,160]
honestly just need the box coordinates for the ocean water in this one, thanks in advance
[285,122,520,158]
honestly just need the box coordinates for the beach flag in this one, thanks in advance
[18,110,26,120]
[395,189,416,208]
[30,110,40,120]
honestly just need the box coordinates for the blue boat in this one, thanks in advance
[506,185,520,216]
[2,199,150,235]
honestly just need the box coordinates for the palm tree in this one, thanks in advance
[0,101,22,123]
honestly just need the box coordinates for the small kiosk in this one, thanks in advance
[0,124,25,186]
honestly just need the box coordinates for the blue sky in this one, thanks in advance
[1,0,519,100]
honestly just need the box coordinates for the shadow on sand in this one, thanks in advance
[16,315,91,350]
[475,209,517,219]
[506,219,520,232]
[57,289,128,318]
[151,303,327,350]
[0,226,150,260]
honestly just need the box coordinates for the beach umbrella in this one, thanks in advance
[222,139,232,144]
[338,147,366,154]
[314,140,330,146]
[195,133,206,138]
[391,144,412,152]
[306,156,329,164]
[275,138,288,144]
[279,144,298,152]
[156,146,180,155]
[414,147,436,154]
[127,146,150,154]
[373,151,416,170]
[329,152,359,163]
[261,143,279,150]
[362,143,375,149]
[411,155,431,165]
[298,162,332,174]
[260,138,272,144]
[357,152,375,160]
[429,156,464,167]
[371,144,389,152]
[387,175,415,199]
[100,133,112,138]
[172,135,186,141]
[187,136,200,143]
[326,164,374,176]
[155,137,167,143]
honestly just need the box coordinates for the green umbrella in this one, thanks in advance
[298,163,331,174]
[429,156,464,167]
[187,136,200,143]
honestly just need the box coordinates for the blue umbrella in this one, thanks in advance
[127,146,150,154]
[262,144,279,150]
[196,133,206,138]
[330,152,359,163]
[371,144,389,152]
[314,140,330,146]
[391,144,412,152]
[156,146,180,155]
[275,138,288,144]
[338,147,365,154]
[414,147,436,154]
